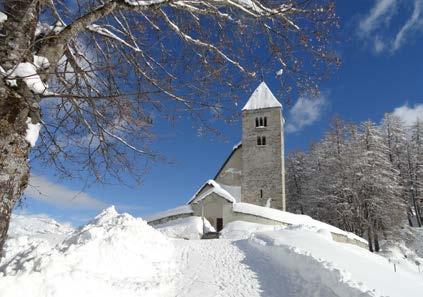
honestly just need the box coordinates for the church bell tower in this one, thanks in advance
[241,82,286,211]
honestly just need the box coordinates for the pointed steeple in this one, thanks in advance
[242,82,282,111]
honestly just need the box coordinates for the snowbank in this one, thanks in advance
[2,214,74,267]
[0,206,177,297]
[247,226,423,297]
[146,205,193,222]
[233,202,367,244]
[155,216,215,239]
[220,221,285,240]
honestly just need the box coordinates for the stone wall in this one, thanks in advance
[215,146,242,186]
[241,107,285,210]
[148,213,193,226]
[230,210,368,249]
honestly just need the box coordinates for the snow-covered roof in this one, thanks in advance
[187,180,237,204]
[146,205,193,222]
[233,203,367,244]
[232,141,242,151]
[242,82,282,111]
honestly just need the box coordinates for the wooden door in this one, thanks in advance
[216,218,223,232]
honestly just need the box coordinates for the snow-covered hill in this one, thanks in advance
[1,208,423,297]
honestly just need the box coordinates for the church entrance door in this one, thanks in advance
[216,218,223,232]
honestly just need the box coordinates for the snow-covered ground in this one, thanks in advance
[1,208,423,297]
[155,216,215,239]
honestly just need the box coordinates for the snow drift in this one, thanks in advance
[2,210,423,297]
[155,216,215,239]
[0,207,177,297]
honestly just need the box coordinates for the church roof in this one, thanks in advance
[242,82,282,111]
[187,180,237,204]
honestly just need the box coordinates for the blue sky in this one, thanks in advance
[19,1,423,225]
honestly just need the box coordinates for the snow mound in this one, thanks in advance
[220,221,285,240]
[155,216,215,239]
[246,227,423,297]
[233,202,366,244]
[0,206,177,297]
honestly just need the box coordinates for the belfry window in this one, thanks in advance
[257,136,266,146]
[255,117,268,128]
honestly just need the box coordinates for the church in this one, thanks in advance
[149,82,287,232]
[147,82,368,249]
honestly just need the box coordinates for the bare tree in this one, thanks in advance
[0,0,338,254]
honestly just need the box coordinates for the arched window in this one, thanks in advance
[262,136,266,145]
[257,136,262,145]
[259,117,263,127]
[255,118,259,127]
[264,117,267,127]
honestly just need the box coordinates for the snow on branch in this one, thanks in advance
[87,24,141,52]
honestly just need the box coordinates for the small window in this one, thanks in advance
[255,118,259,127]
[259,117,263,127]
[264,117,267,127]
[257,136,266,146]
[260,189,263,198]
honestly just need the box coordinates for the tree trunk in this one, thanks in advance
[0,0,40,256]
[0,126,30,256]
[373,230,380,252]
[367,224,374,252]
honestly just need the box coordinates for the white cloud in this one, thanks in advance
[286,95,327,133]
[358,0,423,53]
[359,0,397,34]
[25,175,108,210]
[392,103,423,127]
[393,0,423,51]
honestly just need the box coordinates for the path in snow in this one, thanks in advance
[171,239,261,297]
[169,238,356,297]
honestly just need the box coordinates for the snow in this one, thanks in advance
[232,141,241,150]
[155,216,215,239]
[0,206,177,297]
[146,205,193,222]
[6,62,48,94]
[35,22,53,37]
[220,221,285,240]
[219,183,241,202]
[276,68,284,76]
[0,11,7,23]
[124,0,165,6]
[247,226,423,297]
[2,209,423,297]
[242,81,282,110]
[25,117,41,147]
[188,179,237,204]
[33,55,50,69]
[233,202,367,243]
